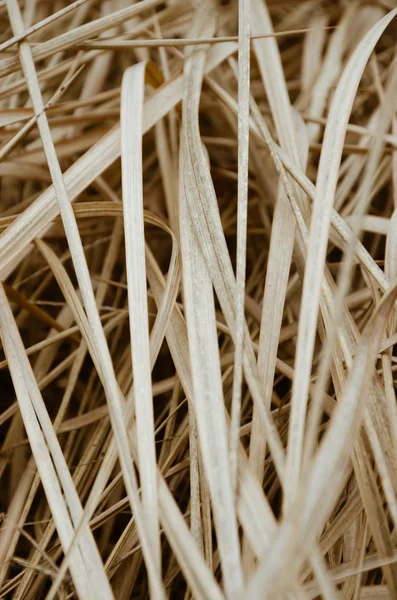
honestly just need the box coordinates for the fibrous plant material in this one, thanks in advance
[0,0,396,598]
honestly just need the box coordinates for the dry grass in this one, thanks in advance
[0,0,397,598]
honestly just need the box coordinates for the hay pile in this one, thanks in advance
[0,0,397,597]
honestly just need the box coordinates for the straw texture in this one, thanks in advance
[0,0,397,598]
